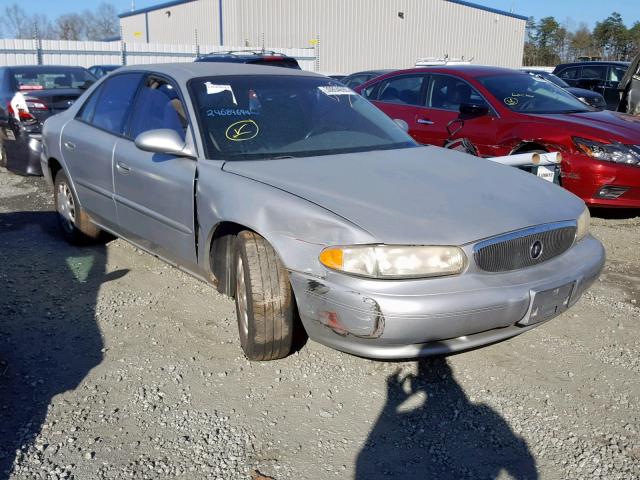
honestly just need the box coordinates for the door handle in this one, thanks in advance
[416,118,435,125]
[63,141,76,150]
[116,161,131,173]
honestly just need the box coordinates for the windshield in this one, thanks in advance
[11,67,95,91]
[190,75,416,160]
[479,73,591,114]
[529,71,570,88]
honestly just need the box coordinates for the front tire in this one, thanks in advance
[54,170,102,244]
[234,231,294,361]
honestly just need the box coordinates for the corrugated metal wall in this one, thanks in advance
[0,39,316,71]
[120,0,526,72]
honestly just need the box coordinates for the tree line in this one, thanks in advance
[524,12,640,66]
[1,3,119,41]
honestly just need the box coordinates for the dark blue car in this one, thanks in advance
[195,50,301,69]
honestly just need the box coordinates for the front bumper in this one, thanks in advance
[562,152,640,208]
[290,235,605,359]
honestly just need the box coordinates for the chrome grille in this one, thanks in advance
[474,223,576,273]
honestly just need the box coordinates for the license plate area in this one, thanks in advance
[519,281,575,326]
[535,165,557,183]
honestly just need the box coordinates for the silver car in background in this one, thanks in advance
[41,63,605,361]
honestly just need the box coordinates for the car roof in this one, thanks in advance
[6,65,88,72]
[555,61,630,67]
[392,65,523,78]
[115,62,320,82]
[346,69,393,77]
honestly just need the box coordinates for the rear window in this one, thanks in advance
[250,58,301,69]
[11,68,95,90]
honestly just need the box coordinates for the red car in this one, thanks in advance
[354,66,640,208]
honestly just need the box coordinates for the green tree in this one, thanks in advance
[569,23,595,60]
[593,12,629,60]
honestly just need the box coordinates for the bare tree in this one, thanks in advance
[85,3,119,41]
[5,4,32,38]
[55,14,87,40]
[4,4,54,39]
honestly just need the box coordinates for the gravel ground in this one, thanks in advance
[0,167,639,480]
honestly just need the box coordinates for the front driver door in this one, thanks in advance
[421,74,497,152]
[112,74,198,270]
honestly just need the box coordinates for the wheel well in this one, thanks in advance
[511,142,548,154]
[48,157,63,180]
[209,222,249,296]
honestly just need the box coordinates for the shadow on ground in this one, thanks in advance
[356,358,538,480]
[590,207,640,220]
[0,211,124,479]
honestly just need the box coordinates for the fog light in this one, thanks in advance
[596,186,629,199]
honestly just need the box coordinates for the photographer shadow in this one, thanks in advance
[356,357,538,479]
[0,211,126,479]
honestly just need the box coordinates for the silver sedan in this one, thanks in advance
[41,63,605,360]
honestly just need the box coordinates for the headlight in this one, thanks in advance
[573,137,640,166]
[319,245,467,279]
[575,207,590,242]
[577,97,588,104]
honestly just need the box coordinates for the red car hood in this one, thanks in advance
[530,110,640,144]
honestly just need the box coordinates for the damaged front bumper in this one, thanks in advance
[290,235,604,359]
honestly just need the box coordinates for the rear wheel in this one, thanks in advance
[234,230,294,361]
[54,170,102,244]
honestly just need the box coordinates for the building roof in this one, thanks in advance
[119,0,528,21]
[445,1,528,21]
[119,0,198,18]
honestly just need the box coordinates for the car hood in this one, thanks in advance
[565,87,602,99]
[530,110,640,143]
[222,146,584,245]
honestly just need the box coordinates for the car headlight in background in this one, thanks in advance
[319,245,467,279]
[575,207,590,242]
[573,137,640,166]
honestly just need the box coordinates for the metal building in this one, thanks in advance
[119,0,527,72]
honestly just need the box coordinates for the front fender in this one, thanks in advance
[196,160,376,278]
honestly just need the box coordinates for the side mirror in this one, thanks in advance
[459,103,489,118]
[393,118,409,132]
[134,129,196,159]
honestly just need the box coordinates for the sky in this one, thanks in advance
[0,0,638,30]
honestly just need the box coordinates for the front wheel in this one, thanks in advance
[234,230,294,361]
[54,170,102,244]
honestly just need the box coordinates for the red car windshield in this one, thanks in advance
[479,73,591,114]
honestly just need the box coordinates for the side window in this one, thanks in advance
[77,84,103,123]
[344,74,369,89]
[129,77,188,141]
[609,66,627,83]
[557,67,580,80]
[90,73,143,135]
[581,65,607,81]
[375,75,425,105]
[427,75,487,111]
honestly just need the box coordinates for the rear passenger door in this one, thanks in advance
[112,75,198,269]
[368,73,432,144]
[61,72,143,230]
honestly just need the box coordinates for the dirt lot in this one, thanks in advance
[1,167,639,480]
